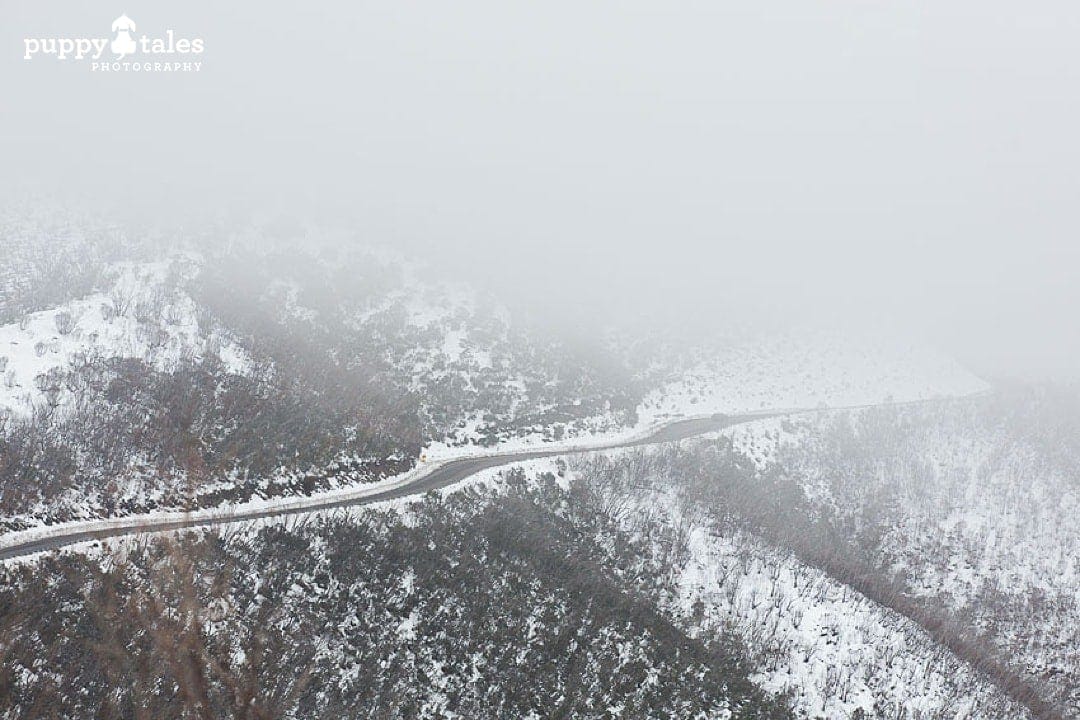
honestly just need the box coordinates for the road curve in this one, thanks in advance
[11,393,1055,718]
[0,411,777,562]
[0,396,976,563]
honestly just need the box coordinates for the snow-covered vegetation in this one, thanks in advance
[10,207,1070,720]
[635,329,988,424]
[0,260,250,417]
[561,443,1035,720]
[767,388,1080,716]
[0,476,792,719]
[0,210,988,535]
[7,409,1068,719]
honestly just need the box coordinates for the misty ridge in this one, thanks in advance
[2,1,1080,719]
[4,0,1080,380]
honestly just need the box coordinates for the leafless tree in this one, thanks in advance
[109,287,135,317]
[54,310,76,335]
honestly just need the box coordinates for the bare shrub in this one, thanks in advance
[134,288,168,325]
[109,287,135,317]
[54,310,76,335]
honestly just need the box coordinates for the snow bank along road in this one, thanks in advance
[0,397,971,563]
[3,393,1062,718]
[0,411,782,562]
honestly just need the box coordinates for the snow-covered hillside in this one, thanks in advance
[3,203,1061,720]
[637,329,988,425]
[766,393,1080,715]
[0,466,794,720]
[0,260,250,416]
[0,225,991,538]
[550,447,1029,720]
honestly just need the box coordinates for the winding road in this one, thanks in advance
[4,394,1060,718]
[0,411,775,562]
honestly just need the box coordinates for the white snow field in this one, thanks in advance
[637,328,988,426]
[0,259,250,417]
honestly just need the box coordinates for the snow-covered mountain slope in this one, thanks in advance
[1,209,990,542]
[551,448,1029,720]
[0,260,250,416]
[769,391,1080,715]
[675,514,1024,719]
[637,329,988,425]
[0,473,794,720]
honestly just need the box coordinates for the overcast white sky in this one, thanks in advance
[2,1,1078,378]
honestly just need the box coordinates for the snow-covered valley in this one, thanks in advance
[2,211,1075,720]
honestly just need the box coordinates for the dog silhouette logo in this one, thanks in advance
[110,14,137,59]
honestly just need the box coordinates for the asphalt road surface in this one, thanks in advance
[0,411,774,562]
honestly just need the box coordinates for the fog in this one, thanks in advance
[3,0,1079,379]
